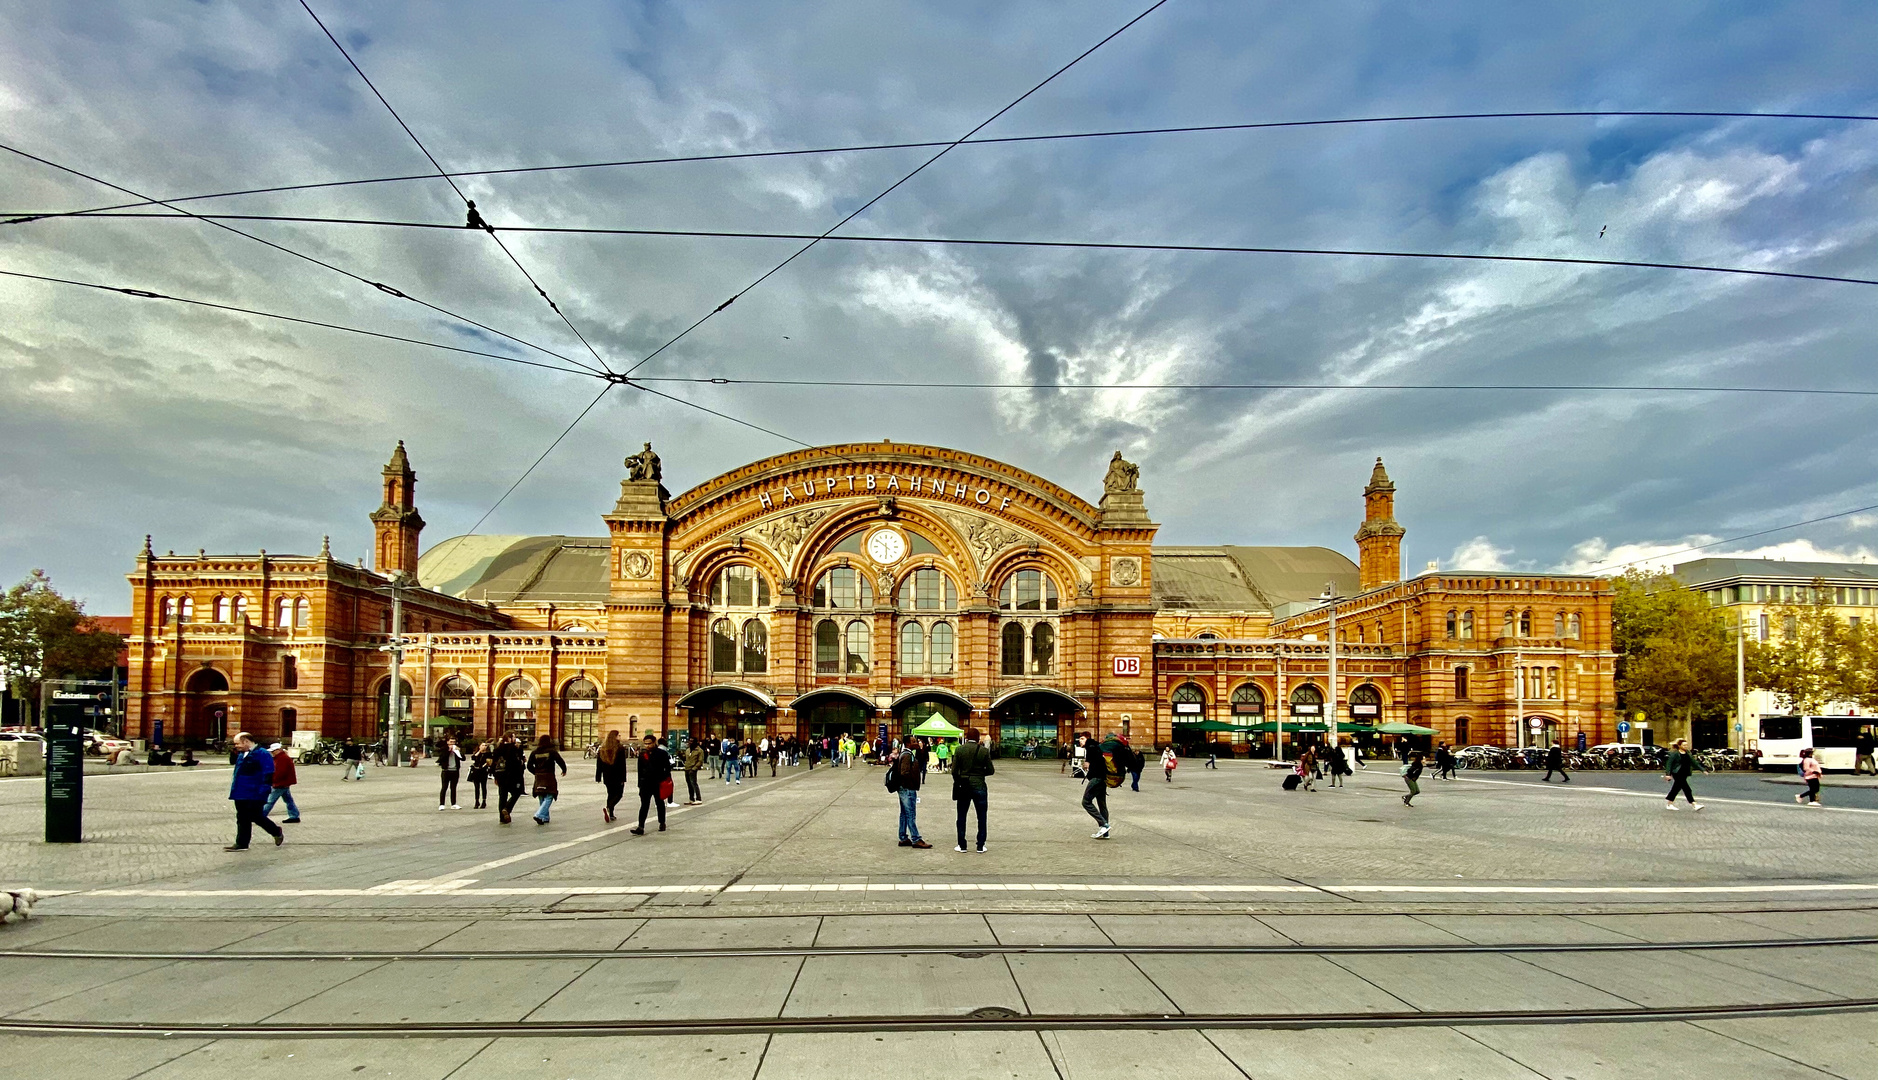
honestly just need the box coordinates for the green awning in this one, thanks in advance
[1375,722,1437,735]
[1172,719,1246,733]
[910,717,964,739]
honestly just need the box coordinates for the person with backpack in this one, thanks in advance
[1120,734,1145,791]
[951,726,994,852]
[1661,738,1703,811]
[1796,747,1824,807]
[887,736,932,848]
[1080,733,1113,839]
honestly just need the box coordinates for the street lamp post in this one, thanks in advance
[1322,583,1340,752]
[374,573,408,765]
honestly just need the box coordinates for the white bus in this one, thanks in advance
[1756,715,1872,770]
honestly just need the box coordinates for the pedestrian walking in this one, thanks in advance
[1121,735,1145,792]
[951,726,994,852]
[724,736,742,784]
[1160,745,1178,782]
[595,730,627,822]
[1796,747,1824,807]
[340,737,364,781]
[263,742,302,823]
[1542,741,1570,783]
[437,736,465,810]
[1855,729,1875,776]
[1071,735,1087,779]
[1081,734,1113,838]
[226,732,284,851]
[527,735,566,825]
[1325,742,1348,788]
[1205,742,1218,769]
[1058,740,1072,773]
[888,737,931,848]
[1296,746,1318,792]
[468,743,491,809]
[630,733,673,834]
[1661,738,1703,811]
[1353,743,1367,770]
[1400,750,1424,806]
[1434,743,1455,780]
[682,738,705,803]
[494,735,526,824]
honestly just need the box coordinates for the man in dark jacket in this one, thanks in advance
[1082,734,1112,839]
[630,733,673,834]
[1542,741,1570,783]
[340,737,363,781]
[951,727,994,853]
[226,732,284,851]
[1120,734,1144,792]
[494,735,527,824]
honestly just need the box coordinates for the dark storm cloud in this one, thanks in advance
[2,0,1875,608]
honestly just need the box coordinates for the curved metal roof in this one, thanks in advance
[1150,546,1359,612]
[420,534,610,603]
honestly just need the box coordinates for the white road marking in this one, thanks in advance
[1449,775,1878,814]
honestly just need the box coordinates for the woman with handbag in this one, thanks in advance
[595,730,628,822]
[527,735,567,825]
[631,733,673,835]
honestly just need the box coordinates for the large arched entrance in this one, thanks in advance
[990,687,1082,755]
[892,688,971,743]
[376,677,414,745]
[677,685,777,746]
[793,686,877,746]
[183,667,229,745]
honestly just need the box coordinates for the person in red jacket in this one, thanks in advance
[263,742,302,824]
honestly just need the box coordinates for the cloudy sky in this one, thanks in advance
[3,1,1876,612]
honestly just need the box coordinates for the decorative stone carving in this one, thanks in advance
[1110,556,1142,587]
[1103,450,1139,493]
[942,511,1026,569]
[626,442,662,482]
[1077,579,1096,598]
[753,508,827,560]
[877,496,897,518]
[620,550,654,580]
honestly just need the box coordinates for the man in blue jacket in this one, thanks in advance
[227,732,285,851]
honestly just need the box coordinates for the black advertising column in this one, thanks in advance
[44,703,85,843]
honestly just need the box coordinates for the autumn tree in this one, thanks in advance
[0,570,124,725]
[1611,570,1736,727]
[1746,578,1860,714]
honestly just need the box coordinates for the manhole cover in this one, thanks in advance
[967,1006,1021,1019]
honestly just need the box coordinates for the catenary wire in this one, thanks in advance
[65,212,1878,289]
[463,382,617,537]
[0,267,601,379]
[1584,501,1878,575]
[618,0,1175,378]
[0,141,611,378]
[297,0,617,377]
[5,110,1875,224]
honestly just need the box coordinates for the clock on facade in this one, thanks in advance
[866,528,908,565]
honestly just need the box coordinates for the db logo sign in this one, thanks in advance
[1112,656,1141,677]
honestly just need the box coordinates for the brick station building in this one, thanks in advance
[123,443,1614,753]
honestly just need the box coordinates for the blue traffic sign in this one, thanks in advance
[1616,720,1632,735]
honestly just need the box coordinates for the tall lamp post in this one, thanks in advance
[374,573,409,765]
[1321,583,1341,752]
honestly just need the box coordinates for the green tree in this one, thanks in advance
[0,570,124,724]
[1746,578,1857,714]
[1611,570,1735,728]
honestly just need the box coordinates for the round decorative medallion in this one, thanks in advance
[621,551,654,579]
[865,528,908,566]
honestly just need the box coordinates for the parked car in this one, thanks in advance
[0,731,47,745]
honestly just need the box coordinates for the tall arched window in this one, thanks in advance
[1519,609,1532,637]
[281,655,298,690]
[1001,622,1026,676]
[293,597,309,628]
[929,621,955,675]
[711,565,771,607]
[1544,666,1561,698]
[1553,612,1565,637]
[562,676,600,749]
[1460,610,1474,639]
[897,568,958,611]
[1030,622,1056,675]
[999,570,1059,611]
[499,677,536,741]
[161,596,176,623]
[1230,683,1265,717]
[1171,682,1206,718]
[711,618,737,672]
[1349,683,1383,722]
[741,619,768,674]
[900,621,926,676]
[844,619,871,674]
[212,595,230,622]
[1445,610,1457,638]
[178,596,195,622]
[230,595,246,622]
[1503,610,1516,637]
[275,596,292,628]
[437,676,476,727]
[815,619,840,674]
[1289,683,1324,716]
[813,567,874,609]
[1567,613,1581,638]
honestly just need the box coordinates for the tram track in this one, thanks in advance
[6,933,1876,962]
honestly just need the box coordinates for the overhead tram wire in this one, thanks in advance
[463,382,617,538]
[618,0,1176,378]
[297,0,617,378]
[0,141,612,379]
[7,109,1877,225]
[0,267,602,379]
[1584,501,1878,575]
[64,212,1878,290]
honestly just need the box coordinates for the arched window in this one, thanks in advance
[293,597,309,628]
[212,595,230,622]
[281,655,298,690]
[1349,683,1382,721]
[161,596,176,623]
[813,567,874,609]
[844,619,871,674]
[1290,683,1324,716]
[179,596,195,622]
[230,595,246,622]
[1519,609,1532,637]
[1001,622,1026,675]
[815,619,840,674]
[1171,682,1206,719]
[499,677,536,741]
[1545,666,1560,699]
[1454,665,1470,699]
[929,621,955,675]
[999,569,1059,611]
[897,568,958,611]
[900,621,926,675]
[1230,683,1265,717]
[562,676,600,748]
[437,676,476,726]
[1196,630,1220,641]
[711,565,771,608]
[741,619,768,674]
[1445,610,1457,638]
[711,618,737,672]
[275,596,292,628]
[1553,612,1566,637]
[1031,622,1056,675]
[1503,610,1516,637]
[1567,613,1581,638]
[1460,610,1474,639]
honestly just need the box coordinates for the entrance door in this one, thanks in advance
[993,693,1076,755]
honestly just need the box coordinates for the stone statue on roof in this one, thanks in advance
[626,442,662,482]
[1103,450,1139,494]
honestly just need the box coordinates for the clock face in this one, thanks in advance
[866,529,908,565]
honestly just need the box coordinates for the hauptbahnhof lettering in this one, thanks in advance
[123,442,1614,753]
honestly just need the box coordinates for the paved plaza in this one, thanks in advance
[4,758,1878,1078]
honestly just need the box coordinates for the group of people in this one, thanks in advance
[880,727,995,851]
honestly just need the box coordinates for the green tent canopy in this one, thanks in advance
[910,717,965,739]
[1375,722,1437,735]
[1173,719,1245,733]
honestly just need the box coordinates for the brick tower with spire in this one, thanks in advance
[1354,456,1404,591]
[371,441,425,577]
